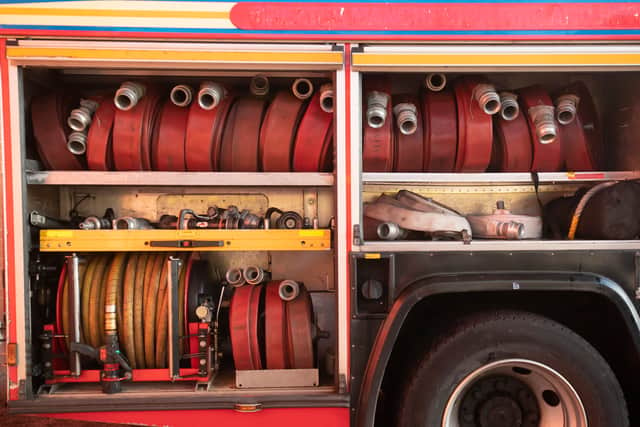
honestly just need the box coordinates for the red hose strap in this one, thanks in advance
[293,91,334,172]
[265,281,288,369]
[184,96,234,171]
[260,91,307,172]
[219,97,266,172]
[113,92,162,171]
[362,77,394,172]
[421,90,457,172]
[31,93,84,170]
[453,78,493,172]
[491,113,533,172]
[152,101,189,171]
[393,94,424,172]
[519,85,564,172]
[86,100,116,171]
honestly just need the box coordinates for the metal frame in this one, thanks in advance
[335,43,350,387]
[4,39,346,403]
[350,44,640,254]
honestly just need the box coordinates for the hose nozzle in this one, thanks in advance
[425,73,446,92]
[225,268,245,288]
[114,81,146,111]
[319,83,334,113]
[377,222,408,240]
[197,81,225,110]
[393,102,418,135]
[529,105,558,144]
[555,94,580,125]
[67,131,87,155]
[366,91,390,128]
[499,92,520,121]
[278,280,300,301]
[292,78,314,100]
[68,99,99,132]
[250,75,270,96]
[473,83,501,115]
[113,217,152,230]
[170,84,193,107]
[243,265,269,286]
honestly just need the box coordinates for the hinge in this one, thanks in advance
[0,316,5,341]
[353,224,362,246]
[234,403,263,413]
[634,252,640,300]
[338,373,348,394]
[7,343,17,365]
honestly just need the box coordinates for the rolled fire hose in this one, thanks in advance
[364,193,471,237]
[219,97,267,172]
[292,91,334,172]
[519,85,563,172]
[421,89,457,172]
[363,77,394,172]
[260,91,307,172]
[452,77,496,172]
[555,82,602,172]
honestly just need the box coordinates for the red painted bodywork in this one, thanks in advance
[35,407,350,426]
[230,2,640,33]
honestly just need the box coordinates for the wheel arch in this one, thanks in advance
[355,271,640,427]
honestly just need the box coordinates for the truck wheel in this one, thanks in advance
[398,310,628,427]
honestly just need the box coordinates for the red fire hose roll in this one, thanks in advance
[184,96,234,171]
[151,100,189,171]
[362,76,394,172]
[422,90,457,172]
[260,91,307,172]
[31,93,84,170]
[86,100,116,171]
[453,77,494,172]
[219,97,267,172]
[112,91,163,171]
[293,91,334,172]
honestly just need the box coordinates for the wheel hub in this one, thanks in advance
[478,396,522,427]
[459,375,539,427]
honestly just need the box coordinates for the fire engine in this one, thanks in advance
[2,2,640,427]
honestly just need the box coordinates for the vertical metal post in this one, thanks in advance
[167,256,181,379]
[67,254,82,377]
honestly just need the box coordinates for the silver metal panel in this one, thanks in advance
[271,252,335,291]
[355,240,640,253]
[235,369,319,388]
[363,171,640,185]
[335,46,353,381]
[26,171,335,187]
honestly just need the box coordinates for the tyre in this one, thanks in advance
[398,310,628,427]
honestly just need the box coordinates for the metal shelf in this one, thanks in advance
[40,229,331,252]
[26,171,335,187]
[355,239,640,253]
[362,171,640,185]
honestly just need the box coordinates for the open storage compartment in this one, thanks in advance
[352,45,640,249]
[7,40,348,411]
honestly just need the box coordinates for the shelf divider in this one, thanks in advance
[362,171,640,185]
[26,171,335,187]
